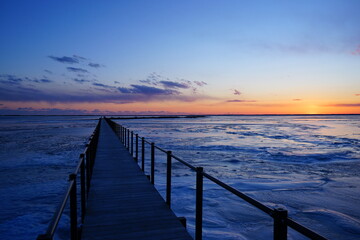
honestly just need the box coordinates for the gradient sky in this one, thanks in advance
[0,0,359,115]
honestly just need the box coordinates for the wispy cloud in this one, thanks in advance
[31,78,52,83]
[137,72,206,93]
[0,86,119,103]
[324,103,360,107]
[44,69,53,74]
[73,78,91,84]
[49,55,104,73]
[194,81,207,87]
[355,94,360,96]
[227,99,257,103]
[233,89,241,95]
[0,84,204,103]
[160,80,190,89]
[293,99,302,101]
[118,84,179,95]
[117,87,132,94]
[139,72,162,85]
[0,72,210,104]
[0,74,23,85]
[48,55,79,64]
[73,55,88,61]
[88,62,102,68]
[0,107,187,115]
[0,74,52,85]
[0,107,87,115]
[93,83,115,89]
[67,67,88,73]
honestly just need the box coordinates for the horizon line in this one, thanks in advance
[1,113,359,117]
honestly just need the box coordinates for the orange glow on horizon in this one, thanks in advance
[1,99,359,115]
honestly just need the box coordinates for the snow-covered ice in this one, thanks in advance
[0,115,359,239]
[0,116,97,240]
[117,115,360,240]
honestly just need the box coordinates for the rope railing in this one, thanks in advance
[36,118,101,240]
[105,118,328,240]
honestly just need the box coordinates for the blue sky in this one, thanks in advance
[0,0,359,114]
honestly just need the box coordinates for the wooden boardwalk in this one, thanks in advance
[81,119,192,240]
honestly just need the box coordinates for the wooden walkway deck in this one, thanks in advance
[81,119,192,240]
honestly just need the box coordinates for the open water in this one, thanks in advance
[0,115,359,239]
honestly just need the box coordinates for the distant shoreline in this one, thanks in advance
[108,115,206,120]
[0,113,359,117]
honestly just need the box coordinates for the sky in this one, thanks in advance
[0,0,359,115]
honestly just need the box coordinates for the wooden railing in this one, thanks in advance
[105,118,328,240]
[36,118,101,240]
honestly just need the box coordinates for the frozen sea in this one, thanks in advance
[0,115,359,240]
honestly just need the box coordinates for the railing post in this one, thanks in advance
[122,126,124,144]
[120,125,124,144]
[36,234,52,240]
[151,142,155,184]
[135,134,139,162]
[85,147,90,194]
[195,167,203,240]
[141,137,145,172]
[123,126,125,144]
[127,129,130,150]
[131,131,134,156]
[90,141,94,175]
[88,140,93,175]
[166,151,172,207]
[80,154,86,222]
[69,173,78,240]
[120,125,123,143]
[124,127,127,146]
[273,208,288,240]
[126,128,128,148]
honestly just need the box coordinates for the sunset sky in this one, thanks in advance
[0,0,359,115]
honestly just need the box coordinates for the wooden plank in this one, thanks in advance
[81,119,192,240]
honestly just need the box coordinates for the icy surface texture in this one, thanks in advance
[117,115,360,240]
[0,116,97,240]
[0,115,359,240]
